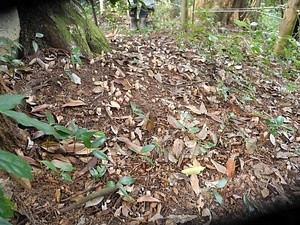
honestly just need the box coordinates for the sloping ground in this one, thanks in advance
[2,21,300,225]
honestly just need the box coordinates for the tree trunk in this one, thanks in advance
[17,0,111,58]
[194,0,250,25]
[181,0,188,30]
[0,0,112,152]
[274,0,300,54]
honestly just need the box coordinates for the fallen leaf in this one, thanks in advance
[137,196,161,202]
[182,166,205,175]
[142,112,155,132]
[70,73,81,84]
[190,174,200,196]
[122,79,132,90]
[206,113,224,124]
[72,157,98,180]
[245,137,257,154]
[172,138,184,159]
[110,101,120,109]
[210,159,226,174]
[226,157,236,178]
[30,104,50,113]
[64,143,85,153]
[167,114,184,129]
[62,100,86,107]
[85,196,104,208]
[51,159,72,169]
[10,173,31,190]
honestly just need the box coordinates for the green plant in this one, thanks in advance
[130,101,149,120]
[105,176,136,200]
[216,79,230,101]
[0,149,33,223]
[89,150,109,179]
[32,32,44,53]
[206,177,228,208]
[38,160,75,182]
[265,115,295,136]
[129,144,156,166]
[70,47,83,66]
[0,39,24,68]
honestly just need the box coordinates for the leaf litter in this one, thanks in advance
[6,22,300,225]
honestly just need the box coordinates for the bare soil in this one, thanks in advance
[2,16,300,225]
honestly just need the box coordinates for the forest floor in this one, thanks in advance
[2,15,300,225]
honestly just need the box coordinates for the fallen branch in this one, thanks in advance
[59,186,117,213]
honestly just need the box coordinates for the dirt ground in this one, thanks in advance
[1,15,300,225]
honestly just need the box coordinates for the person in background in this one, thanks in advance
[128,0,155,31]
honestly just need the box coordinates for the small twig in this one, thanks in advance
[59,187,117,213]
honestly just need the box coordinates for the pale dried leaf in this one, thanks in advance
[167,115,182,129]
[270,133,276,146]
[172,138,184,159]
[190,174,200,196]
[70,73,81,84]
[30,104,51,113]
[245,137,257,154]
[197,123,208,140]
[85,196,104,208]
[110,100,120,109]
[62,100,86,107]
[51,159,72,169]
[137,196,161,202]
[92,86,104,93]
[261,187,269,198]
[210,159,226,174]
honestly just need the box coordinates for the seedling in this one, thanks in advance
[89,150,109,179]
[105,176,136,200]
[129,144,156,166]
[265,115,295,136]
[0,39,24,68]
[38,160,75,182]
[0,150,33,221]
[70,47,83,66]
[205,178,228,208]
[32,32,44,53]
[130,101,149,120]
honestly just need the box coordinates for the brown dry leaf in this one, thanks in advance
[137,196,161,203]
[92,86,104,93]
[116,137,150,156]
[142,112,155,132]
[210,159,226,174]
[172,138,184,159]
[55,188,61,203]
[122,79,132,90]
[110,100,120,109]
[62,100,86,107]
[245,137,257,154]
[167,115,183,129]
[226,157,236,178]
[30,104,51,113]
[73,157,97,179]
[190,174,200,196]
[10,173,31,190]
[85,196,104,208]
[41,141,64,153]
[51,159,72,169]
[197,123,208,140]
[19,155,41,168]
[206,113,224,124]
[64,143,85,153]
[75,148,96,155]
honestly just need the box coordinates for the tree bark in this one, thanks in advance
[274,0,300,54]
[17,0,111,58]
